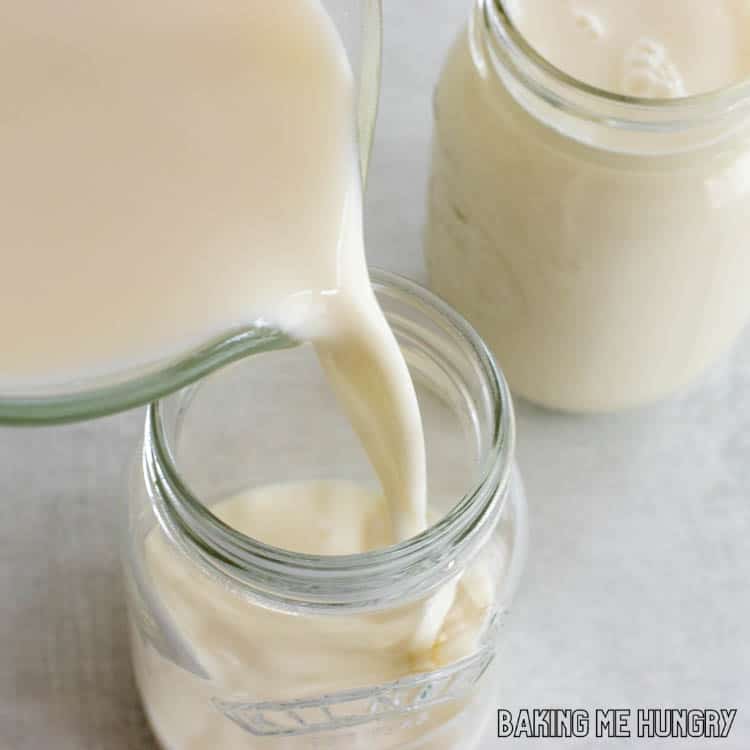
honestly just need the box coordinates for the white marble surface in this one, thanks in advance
[1,2,749,748]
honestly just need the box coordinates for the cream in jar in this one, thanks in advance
[507,0,750,97]
[133,481,504,750]
[125,270,525,750]
[426,0,750,412]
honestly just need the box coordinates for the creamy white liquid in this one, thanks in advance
[2,0,475,715]
[0,1,429,534]
[133,481,500,750]
[426,1,750,412]
[0,0,491,735]
[0,0,350,383]
[506,0,750,97]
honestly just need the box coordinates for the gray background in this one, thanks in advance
[1,2,748,748]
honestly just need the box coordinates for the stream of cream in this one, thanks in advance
[0,3,499,746]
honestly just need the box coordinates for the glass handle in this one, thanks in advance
[358,0,383,183]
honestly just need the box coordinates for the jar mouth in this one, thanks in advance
[144,269,515,613]
[482,0,750,135]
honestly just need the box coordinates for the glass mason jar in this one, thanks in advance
[122,270,527,750]
[425,0,750,413]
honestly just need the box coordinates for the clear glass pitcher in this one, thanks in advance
[123,270,527,750]
[0,0,382,426]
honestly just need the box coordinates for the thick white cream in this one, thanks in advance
[506,0,750,97]
[134,481,500,750]
[426,1,750,412]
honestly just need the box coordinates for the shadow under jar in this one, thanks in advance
[425,0,750,413]
[122,271,527,750]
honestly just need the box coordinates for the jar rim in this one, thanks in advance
[480,0,750,136]
[144,269,516,613]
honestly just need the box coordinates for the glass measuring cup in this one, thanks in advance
[0,0,382,426]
